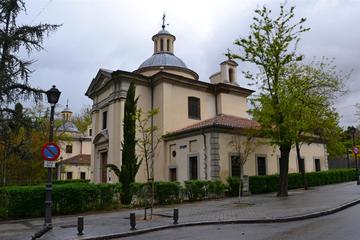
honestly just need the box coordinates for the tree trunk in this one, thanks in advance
[239,164,244,201]
[295,142,308,190]
[278,144,291,197]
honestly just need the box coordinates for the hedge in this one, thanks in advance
[130,181,182,205]
[248,168,355,194]
[184,180,226,201]
[0,183,121,219]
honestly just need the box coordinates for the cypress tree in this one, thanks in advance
[120,81,140,204]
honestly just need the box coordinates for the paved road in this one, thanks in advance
[1,182,360,240]
[119,203,360,240]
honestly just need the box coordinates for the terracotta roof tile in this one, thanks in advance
[168,114,259,136]
[61,154,90,165]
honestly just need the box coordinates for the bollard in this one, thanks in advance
[77,216,84,235]
[173,208,179,224]
[130,212,136,230]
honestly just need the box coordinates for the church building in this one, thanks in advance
[86,20,328,183]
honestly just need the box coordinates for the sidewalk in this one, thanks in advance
[1,181,360,240]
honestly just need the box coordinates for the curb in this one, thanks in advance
[80,198,360,240]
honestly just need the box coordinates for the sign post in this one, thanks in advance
[41,143,60,168]
[353,147,359,185]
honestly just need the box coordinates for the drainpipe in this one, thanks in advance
[150,79,154,180]
[202,130,208,180]
[214,86,219,116]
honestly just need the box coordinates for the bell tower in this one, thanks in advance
[152,13,176,54]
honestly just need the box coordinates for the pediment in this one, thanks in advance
[93,129,109,144]
[85,69,113,99]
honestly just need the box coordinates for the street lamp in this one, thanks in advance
[350,126,359,185]
[44,85,61,228]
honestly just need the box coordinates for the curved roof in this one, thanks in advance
[138,53,187,69]
[58,122,80,133]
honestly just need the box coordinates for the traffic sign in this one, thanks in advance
[354,147,359,155]
[44,161,56,168]
[41,143,61,161]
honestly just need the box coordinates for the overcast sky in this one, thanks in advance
[19,0,360,127]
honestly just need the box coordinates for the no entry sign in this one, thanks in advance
[41,143,61,161]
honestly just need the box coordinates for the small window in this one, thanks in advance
[102,111,107,130]
[80,172,86,180]
[229,68,234,82]
[89,128,92,136]
[257,156,266,176]
[188,97,200,119]
[167,39,170,51]
[160,39,164,51]
[66,145,73,153]
[231,155,241,177]
[169,168,177,181]
[315,159,321,172]
[298,158,305,173]
[66,172,73,180]
[189,156,198,180]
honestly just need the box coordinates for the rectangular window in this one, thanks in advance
[257,156,266,176]
[66,145,73,153]
[189,156,198,180]
[169,168,177,181]
[315,159,321,172]
[89,128,92,136]
[298,158,305,173]
[102,111,107,130]
[231,155,241,177]
[188,97,201,119]
[66,172,73,180]
[80,172,86,180]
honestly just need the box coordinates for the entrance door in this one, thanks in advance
[100,152,108,183]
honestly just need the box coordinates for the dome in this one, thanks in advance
[58,122,80,133]
[138,52,187,69]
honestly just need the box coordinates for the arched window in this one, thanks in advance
[229,68,234,82]
[188,97,201,119]
[160,39,164,51]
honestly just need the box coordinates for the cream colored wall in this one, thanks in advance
[160,82,217,133]
[59,139,91,160]
[165,134,208,182]
[218,133,328,182]
[61,164,91,180]
[217,93,248,118]
[210,72,221,84]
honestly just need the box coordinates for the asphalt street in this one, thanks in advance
[118,203,360,240]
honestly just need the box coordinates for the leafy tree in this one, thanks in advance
[283,61,345,189]
[230,4,310,196]
[120,82,140,204]
[0,0,59,109]
[106,82,141,204]
[0,0,59,185]
[73,106,92,135]
[230,4,344,196]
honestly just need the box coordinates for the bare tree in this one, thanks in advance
[229,132,257,200]
[136,107,161,219]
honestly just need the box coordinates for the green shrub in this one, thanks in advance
[226,177,240,197]
[0,183,121,219]
[130,181,182,206]
[208,180,226,198]
[184,180,211,201]
[248,169,356,194]
[53,179,90,185]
